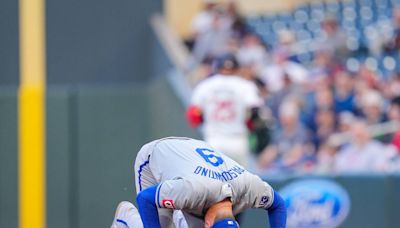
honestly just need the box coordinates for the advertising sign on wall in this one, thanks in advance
[280,179,351,228]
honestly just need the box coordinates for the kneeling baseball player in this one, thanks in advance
[111,137,286,228]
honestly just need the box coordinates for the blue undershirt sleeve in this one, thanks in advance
[267,190,287,228]
[136,184,161,228]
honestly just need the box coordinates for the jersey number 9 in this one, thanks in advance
[195,148,224,167]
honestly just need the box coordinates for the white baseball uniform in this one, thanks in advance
[134,137,274,227]
[191,75,263,167]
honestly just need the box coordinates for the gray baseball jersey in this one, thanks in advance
[135,137,274,218]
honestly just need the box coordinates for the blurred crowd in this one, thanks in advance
[184,0,400,174]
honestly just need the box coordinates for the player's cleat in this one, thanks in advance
[110,201,141,228]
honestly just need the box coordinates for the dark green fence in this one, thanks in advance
[45,79,199,227]
[0,87,18,228]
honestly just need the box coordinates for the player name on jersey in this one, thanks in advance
[193,165,246,182]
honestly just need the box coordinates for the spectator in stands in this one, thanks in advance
[337,111,355,133]
[188,1,239,71]
[313,107,337,149]
[385,72,400,98]
[334,120,389,173]
[319,15,349,61]
[308,50,332,85]
[258,101,310,172]
[309,49,344,82]
[314,86,334,110]
[190,0,218,41]
[357,64,380,90]
[333,71,357,114]
[359,89,388,125]
[383,7,400,55]
[191,9,232,65]
[389,96,400,154]
[267,73,304,119]
[188,0,247,72]
[315,113,354,174]
[237,33,269,76]
[315,142,337,174]
[224,0,247,40]
[186,0,217,53]
[260,48,308,94]
[275,30,297,57]
[303,84,334,137]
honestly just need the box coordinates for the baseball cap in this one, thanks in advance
[212,218,239,228]
[214,54,239,71]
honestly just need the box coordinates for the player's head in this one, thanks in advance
[205,199,239,228]
[213,53,239,75]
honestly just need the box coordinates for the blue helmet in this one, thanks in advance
[212,218,239,228]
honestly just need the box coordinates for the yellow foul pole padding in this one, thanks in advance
[18,0,46,227]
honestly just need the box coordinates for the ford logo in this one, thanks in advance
[280,179,351,228]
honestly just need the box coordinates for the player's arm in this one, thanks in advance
[187,82,206,128]
[136,179,220,228]
[136,182,186,228]
[267,190,287,228]
[246,174,287,228]
[136,184,161,228]
[244,82,269,132]
[186,105,203,127]
[246,107,263,130]
[136,179,191,228]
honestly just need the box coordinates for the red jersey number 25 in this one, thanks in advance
[211,100,235,122]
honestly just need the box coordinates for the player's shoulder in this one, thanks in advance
[232,169,266,188]
[154,136,194,144]
[230,77,258,93]
[192,76,219,93]
[156,136,193,141]
[195,74,254,88]
[153,136,207,147]
[197,74,219,83]
[227,75,256,86]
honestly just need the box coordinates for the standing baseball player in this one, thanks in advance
[186,54,264,167]
[110,137,286,228]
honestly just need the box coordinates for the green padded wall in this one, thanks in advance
[388,175,400,228]
[147,77,200,139]
[74,86,149,227]
[0,88,18,228]
[0,0,19,86]
[73,82,199,227]
[46,88,73,228]
[43,76,199,227]
[240,175,400,228]
[336,175,389,228]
